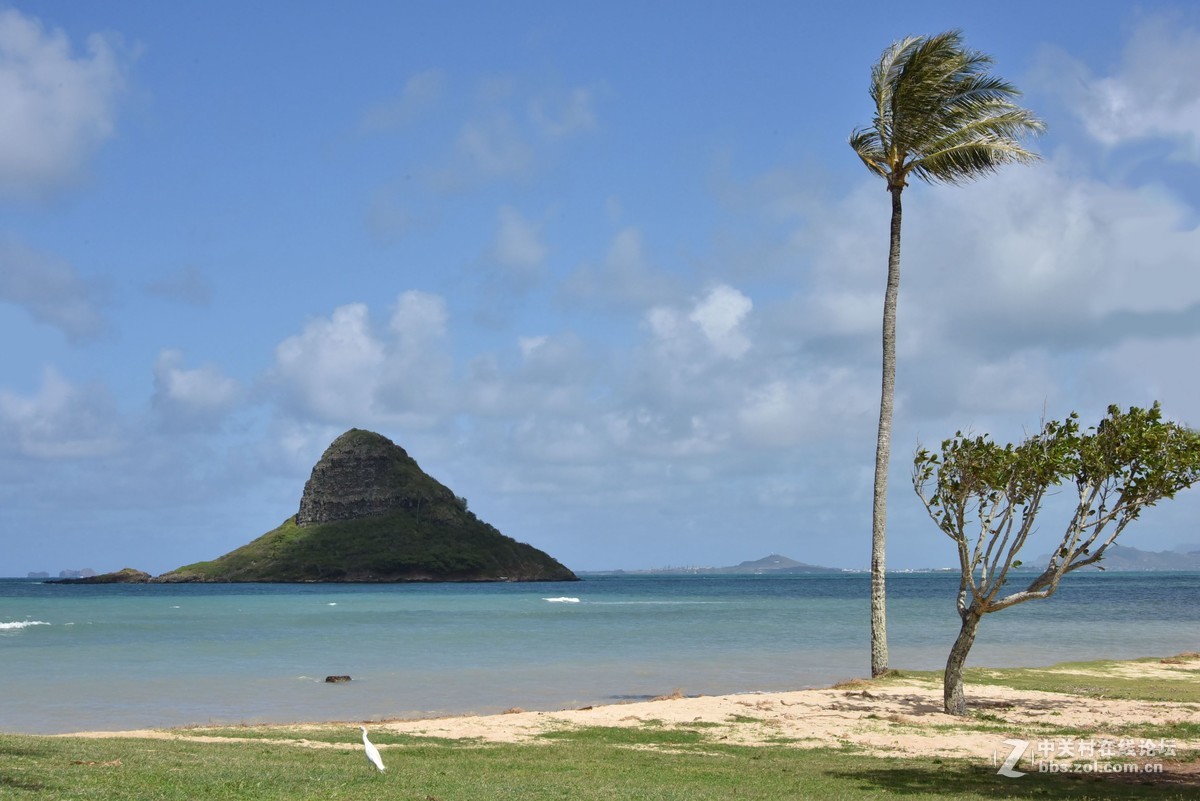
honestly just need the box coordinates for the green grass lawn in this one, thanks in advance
[4,655,1197,800]
[2,726,1193,801]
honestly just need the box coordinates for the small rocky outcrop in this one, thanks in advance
[52,568,153,584]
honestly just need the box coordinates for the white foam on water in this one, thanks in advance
[543,597,581,603]
[0,621,50,631]
[327,602,337,606]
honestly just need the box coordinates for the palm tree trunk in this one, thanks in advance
[944,610,982,715]
[870,186,903,678]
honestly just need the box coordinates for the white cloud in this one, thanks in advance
[388,289,448,339]
[0,8,127,197]
[465,332,595,419]
[737,370,873,447]
[518,335,548,360]
[271,292,452,426]
[0,367,121,458]
[688,284,753,358]
[0,237,107,340]
[900,163,1200,354]
[648,284,753,361]
[603,406,730,459]
[152,350,241,429]
[1051,15,1200,162]
[273,303,386,422]
[385,290,450,381]
[778,148,1200,370]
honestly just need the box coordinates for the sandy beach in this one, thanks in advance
[65,654,1200,769]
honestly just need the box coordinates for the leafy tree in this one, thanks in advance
[850,31,1044,676]
[912,404,1200,715]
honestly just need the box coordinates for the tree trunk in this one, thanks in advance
[944,610,982,715]
[870,186,903,678]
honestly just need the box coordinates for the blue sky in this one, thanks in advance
[3,1,1200,575]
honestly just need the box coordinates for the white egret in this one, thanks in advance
[359,726,386,772]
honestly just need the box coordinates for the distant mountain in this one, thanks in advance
[723,554,843,574]
[582,553,842,576]
[1027,544,1200,572]
[155,429,576,583]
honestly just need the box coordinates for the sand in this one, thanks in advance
[63,654,1200,768]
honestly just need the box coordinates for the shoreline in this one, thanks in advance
[8,571,1196,737]
[56,654,1200,765]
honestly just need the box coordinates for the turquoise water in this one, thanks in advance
[1,573,1196,734]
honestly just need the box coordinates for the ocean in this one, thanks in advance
[1,572,1196,735]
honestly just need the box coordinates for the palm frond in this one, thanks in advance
[850,29,1043,189]
[910,140,1040,185]
[849,127,890,180]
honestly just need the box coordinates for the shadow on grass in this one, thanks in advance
[827,763,1198,799]
[831,691,1085,717]
[0,742,52,794]
[0,775,48,793]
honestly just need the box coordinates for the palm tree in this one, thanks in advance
[850,31,1044,678]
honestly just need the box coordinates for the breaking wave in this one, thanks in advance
[0,620,50,631]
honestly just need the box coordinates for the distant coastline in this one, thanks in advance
[577,544,1200,577]
[18,542,1200,581]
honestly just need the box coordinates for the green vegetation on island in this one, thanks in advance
[157,510,574,583]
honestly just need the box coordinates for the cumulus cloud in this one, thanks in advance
[734,137,1200,374]
[388,289,448,339]
[152,350,241,429]
[0,237,107,340]
[0,8,127,197]
[271,291,451,426]
[0,367,121,458]
[899,163,1200,356]
[465,332,596,419]
[736,370,874,447]
[688,284,753,358]
[273,303,386,422]
[1048,14,1200,162]
[647,284,754,361]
